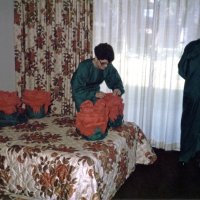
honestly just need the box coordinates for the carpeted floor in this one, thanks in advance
[113,148,200,199]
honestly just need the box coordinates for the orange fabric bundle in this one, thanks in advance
[0,91,21,115]
[22,89,51,113]
[102,93,124,121]
[76,99,109,137]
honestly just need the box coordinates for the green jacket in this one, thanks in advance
[71,59,125,111]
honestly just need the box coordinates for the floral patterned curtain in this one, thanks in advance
[14,0,93,116]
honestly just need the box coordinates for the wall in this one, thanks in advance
[0,0,15,91]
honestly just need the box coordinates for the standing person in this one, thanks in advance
[71,43,125,112]
[178,38,200,167]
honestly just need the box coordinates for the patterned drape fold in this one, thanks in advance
[14,0,93,116]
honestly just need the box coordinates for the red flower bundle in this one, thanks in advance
[22,89,51,118]
[0,91,21,114]
[76,99,109,139]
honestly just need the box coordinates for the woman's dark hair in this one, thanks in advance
[94,43,114,63]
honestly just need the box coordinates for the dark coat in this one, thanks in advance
[178,39,200,162]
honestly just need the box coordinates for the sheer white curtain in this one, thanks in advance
[93,0,200,150]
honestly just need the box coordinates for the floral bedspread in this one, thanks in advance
[0,115,157,200]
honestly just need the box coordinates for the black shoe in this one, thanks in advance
[178,161,187,168]
[195,158,200,168]
[195,161,200,168]
[195,151,200,168]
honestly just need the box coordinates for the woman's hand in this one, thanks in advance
[113,89,121,96]
[96,92,106,98]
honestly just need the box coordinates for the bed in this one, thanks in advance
[0,114,157,200]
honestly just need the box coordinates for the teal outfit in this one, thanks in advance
[71,58,125,111]
[178,39,200,162]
